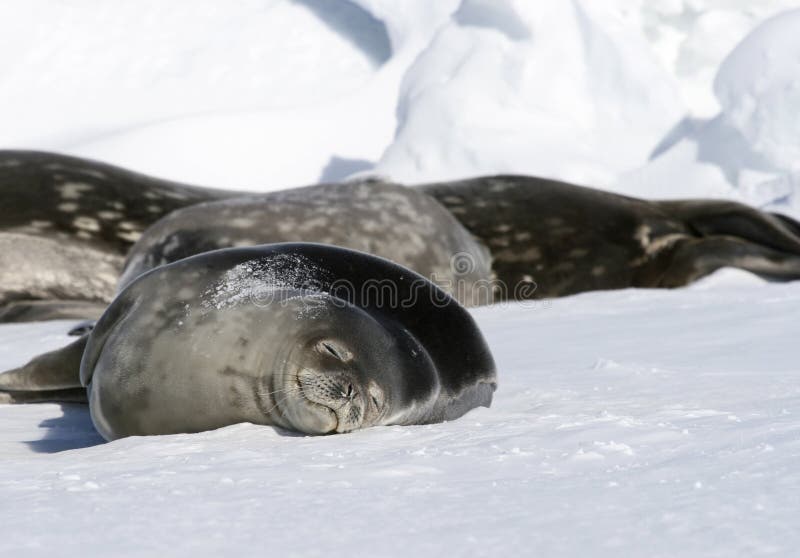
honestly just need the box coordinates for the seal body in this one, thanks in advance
[6,149,800,319]
[0,150,240,321]
[69,243,495,440]
[120,179,493,306]
[421,175,800,298]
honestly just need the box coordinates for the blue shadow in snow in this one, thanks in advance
[24,404,105,453]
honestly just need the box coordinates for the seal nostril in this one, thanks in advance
[346,384,354,399]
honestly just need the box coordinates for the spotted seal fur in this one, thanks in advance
[0,150,240,321]
[118,179,493,305]
[421,175,800,298]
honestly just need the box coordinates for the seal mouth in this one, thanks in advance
[295,372,339,434]
[275,341,366,435]
[264,350,339,434]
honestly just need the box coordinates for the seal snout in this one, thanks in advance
[296,368,364,434]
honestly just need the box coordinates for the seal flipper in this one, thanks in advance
[653,201,800,285]
[664,200,800,256]
[659,236,800,287]
[429,379,497,423]
[770,212,800,239]
[0,388,87,404]
[0,334,88,403]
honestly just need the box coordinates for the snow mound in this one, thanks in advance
[616,8,800,215]
[686,267,767,290]
[0,0,384,148]
[714,9,800,173]
[0,0,461,191]
[453,0,531,40]
[374,0,685,186]
[67,102,394,191]
[615,0,797,117]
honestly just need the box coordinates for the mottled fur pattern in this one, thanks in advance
[118,179,493,306]
[422,175,800,298]
[0,150,241,321]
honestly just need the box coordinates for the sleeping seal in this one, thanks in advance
[0,243,497,439]
[421,175,800,299]
[0,150,240,322]
[118,179,493,306]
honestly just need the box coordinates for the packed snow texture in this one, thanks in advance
[2,1,800,556]
[2,271,800,557]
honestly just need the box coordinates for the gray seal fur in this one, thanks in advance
[120,179,493,306]
[0,243,497,439]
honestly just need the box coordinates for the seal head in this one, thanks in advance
[273,302,439,434]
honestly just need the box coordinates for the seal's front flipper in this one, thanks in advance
[659,236,800,287]
[0,335,88,403]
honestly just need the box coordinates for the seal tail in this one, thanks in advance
[0,335,88,404]
[770,212,800,239]
[659,234,800,287]
[652,200,800,286]
[663,200,800,256]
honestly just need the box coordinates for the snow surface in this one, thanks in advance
[2,1,800,556]
[2,271,800,557]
